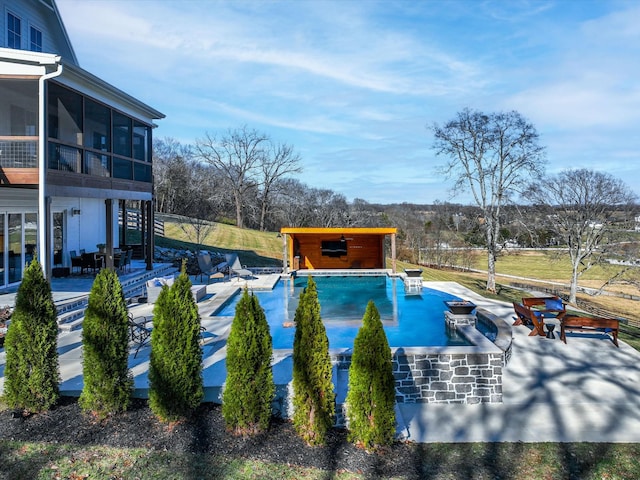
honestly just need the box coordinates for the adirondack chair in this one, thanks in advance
[512,302,546,337]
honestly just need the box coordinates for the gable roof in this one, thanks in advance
[48,0,78,65]
[4,0,79,65]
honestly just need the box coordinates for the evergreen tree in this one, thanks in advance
[346,300,396,449]
[149,266,203,422]
[292,276,335,445]
[222,288,274,435]
[79,268,132,418]
[3,258,59,413]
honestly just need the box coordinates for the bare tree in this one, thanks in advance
[257,142,302,231]
[179,217,215,251]
[310,189,350,227]
[527,169,636,304]
[432,109,546,292]
[195,126,268,229]
[153,138,194,214]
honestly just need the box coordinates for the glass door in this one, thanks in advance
[53,212,64,266]
[0,215,4,287]
[8,213,22,284]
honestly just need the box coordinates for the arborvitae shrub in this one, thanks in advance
[3,258,59,413]
[79,268,132,418]
[292,276,335,445]
[222,288,274,435]
[346,300,396,449]
[149,267,203,422]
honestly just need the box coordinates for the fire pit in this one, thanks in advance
[404,268,423,277]
[444,300,476,315]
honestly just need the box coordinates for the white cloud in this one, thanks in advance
[54,0,640,203]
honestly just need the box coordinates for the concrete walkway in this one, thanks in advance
[398,282,640,442]
[2,275,640,443]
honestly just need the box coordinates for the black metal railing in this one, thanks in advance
[0,138,38,168]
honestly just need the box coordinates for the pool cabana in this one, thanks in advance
[280,227,397,273]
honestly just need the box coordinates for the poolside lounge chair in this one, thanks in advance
[225,253,253,280]
[197,253,227,283]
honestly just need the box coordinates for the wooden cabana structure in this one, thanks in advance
[280,227,397,273]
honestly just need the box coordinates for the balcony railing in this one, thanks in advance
[0,137,38,168]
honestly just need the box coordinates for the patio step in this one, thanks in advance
[57,264,177,332]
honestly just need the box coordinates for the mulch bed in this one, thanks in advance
[0,397,423,478]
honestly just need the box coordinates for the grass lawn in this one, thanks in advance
[2,440,640,479]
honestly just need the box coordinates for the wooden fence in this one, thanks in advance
[118,210,165,237]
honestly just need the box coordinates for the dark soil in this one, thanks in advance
[0,397,423,479]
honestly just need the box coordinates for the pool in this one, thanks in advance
[214,275,471,349]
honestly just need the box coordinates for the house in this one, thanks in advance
[0,0,164,287]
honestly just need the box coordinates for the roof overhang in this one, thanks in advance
[280,227,397,235]
[0,48,164,124]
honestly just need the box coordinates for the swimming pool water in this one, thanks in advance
[214,275,471,349]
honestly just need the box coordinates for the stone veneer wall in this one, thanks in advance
[284,306,513,426]
[334,343,503,406]
[332,309,512,426]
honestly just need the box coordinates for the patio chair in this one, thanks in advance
[70,250,83,273]
[197,253,214,281]
[121,248,132,273]
[198,253,227,284]
[225,253,253,280]
[512,302,546,337]
[128,313,152,358]
[116,252,127,272]
[81,252,102,274]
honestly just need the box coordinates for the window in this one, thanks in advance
[84,99,110,151]
[0,79,38,135]
[84,152,110,177]
[113,112,131,157]
[113,157,132,179]
[29,26,42,52]
[48,82,83,145]
[133,122,149,161]
[7,12,21,49]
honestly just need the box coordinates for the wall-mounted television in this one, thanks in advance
[321,239,347,257]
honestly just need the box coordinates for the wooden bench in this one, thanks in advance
[512,302,546,337]
[560,316,620,347]
[522,296,567,320]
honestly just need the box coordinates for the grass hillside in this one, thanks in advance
[156,214,282,266]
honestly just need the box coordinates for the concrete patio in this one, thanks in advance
[2,270,640,444]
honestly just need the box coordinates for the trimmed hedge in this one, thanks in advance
[346,300,396,449]
[80,268,132,418]
[292,276,335,445]
[222,288,274,435]
[149,267,203,422]
[3,258,59,413]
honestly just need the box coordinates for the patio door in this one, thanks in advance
[8,213,23,284]
[0,211,39,288]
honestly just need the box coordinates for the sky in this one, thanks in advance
[55,0,640,205]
